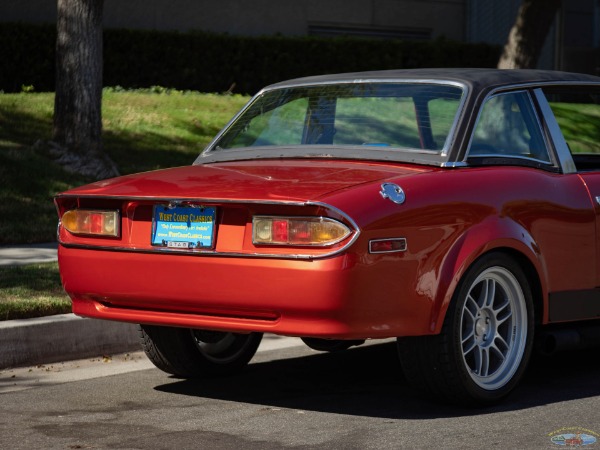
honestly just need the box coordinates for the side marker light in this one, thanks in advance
[369,238,407,254]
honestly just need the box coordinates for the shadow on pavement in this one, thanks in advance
[154,342,600,419]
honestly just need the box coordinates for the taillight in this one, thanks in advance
[61,210,120,237]
[253,216,351,246]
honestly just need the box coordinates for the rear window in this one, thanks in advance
[210,83,464,154]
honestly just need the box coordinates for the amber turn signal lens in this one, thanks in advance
[61,210,119,237]
[253,216,351,246]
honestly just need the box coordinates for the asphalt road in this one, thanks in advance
[1,337,599,449]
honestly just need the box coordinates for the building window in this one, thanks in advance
[308,23,431,41]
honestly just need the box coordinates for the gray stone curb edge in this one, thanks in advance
[0,314,141,369]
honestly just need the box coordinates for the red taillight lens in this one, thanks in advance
[291,220,311,243]
[61,210,120,237]
[272,219,289,242]
[252,216,351,246]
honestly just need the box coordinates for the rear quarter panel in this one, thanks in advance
[323,166,596,334]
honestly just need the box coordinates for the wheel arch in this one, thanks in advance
[398,250,538,405]
[428,222,547,335]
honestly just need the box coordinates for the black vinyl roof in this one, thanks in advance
[267,68,600,93]
[199,68,600,168]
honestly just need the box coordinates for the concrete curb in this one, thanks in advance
[0,244,140,368]
[0,314,140,369]
[1,244,140,369]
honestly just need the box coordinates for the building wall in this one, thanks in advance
[1,0,56,24]
[4,0,600,74]
[0,0,466,40]
[559,0,600,74]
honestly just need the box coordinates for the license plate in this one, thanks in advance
[152,205,216,249]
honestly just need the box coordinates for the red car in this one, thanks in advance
[55,69,600,406]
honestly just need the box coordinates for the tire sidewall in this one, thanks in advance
[191,330,263,368]
[447,252,534,403]
[139,325,263,378]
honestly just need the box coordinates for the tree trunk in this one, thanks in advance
[497,0,561,69]
[52,0,119,180]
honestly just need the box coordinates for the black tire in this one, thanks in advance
[301,337,364,352]
[139,325,263,378]
[397,252,534,406]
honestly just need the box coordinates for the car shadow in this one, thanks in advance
[153,342,600,419]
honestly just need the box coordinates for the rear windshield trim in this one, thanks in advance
[196,79,468,166]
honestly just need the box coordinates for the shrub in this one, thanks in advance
[0,22,500,94]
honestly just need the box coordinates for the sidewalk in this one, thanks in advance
[0,242,59,266]
[0,242,140,369]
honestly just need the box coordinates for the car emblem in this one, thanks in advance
[380,183,405,204]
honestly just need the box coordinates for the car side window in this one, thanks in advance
[542,88,600,172]
[468,91,550,163]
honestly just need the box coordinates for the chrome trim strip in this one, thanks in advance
[487,80,600,95]
[196,78,468,164]
[305,200,362,256]
[58,240,322,261]
[368,238,407,254]
[439,83,468,158]
[441,161,468,168]
[55,194,307,206]
[467,153,556,166]
[532,88,577,174]
[305,201,361,237]
[254,78,467,91]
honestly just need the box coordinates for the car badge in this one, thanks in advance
[380,183,405,204]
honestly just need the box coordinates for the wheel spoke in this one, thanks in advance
[484,279,496,308]
[481,348,490,377]
[476,280,489,308]
[490,338,508,360]
[462,333,476,355]
[466,294,479,317]
[493,296,511,319]
[474,346,490,377]
[495,310,513,328]
[463,303,476,322]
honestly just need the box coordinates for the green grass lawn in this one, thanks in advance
[550,102,600,153]
[0,262,70,320]
[0,89,249,320]
[0,89,249,245]
[3,91,600,321]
